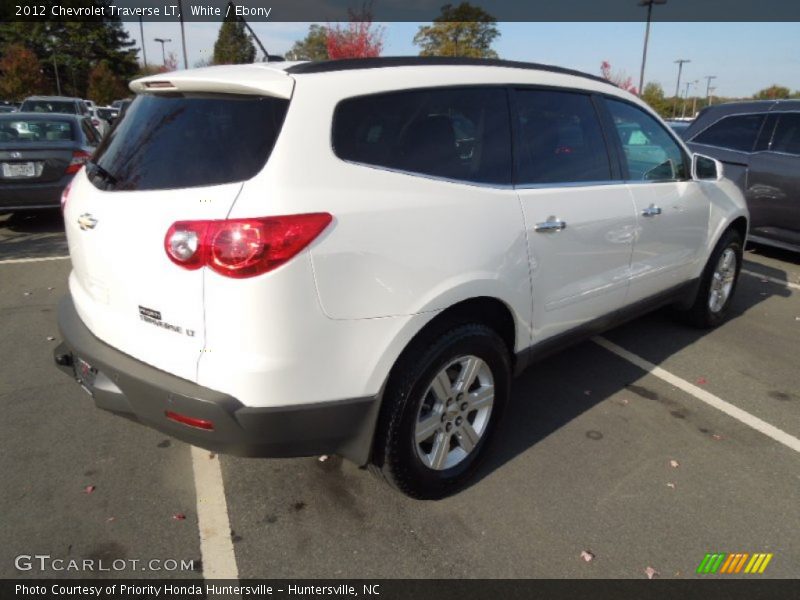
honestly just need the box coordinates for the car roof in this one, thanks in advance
[22,96,83,102]
[0,111,82,120]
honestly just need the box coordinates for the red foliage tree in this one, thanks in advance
[0,44,45,101]
[326,3,384,59]
[601,60,637,95]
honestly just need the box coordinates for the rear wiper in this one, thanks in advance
[87,160,118,187]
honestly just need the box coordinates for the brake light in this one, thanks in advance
[60,180,73,212]
[165,213,332,278]
[66,150,90,174]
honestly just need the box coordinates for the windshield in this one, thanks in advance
[90,93,289,191]
[21,100,78,114]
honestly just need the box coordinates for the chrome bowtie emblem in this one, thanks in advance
[10,151,22,158]
[77,213,98,230]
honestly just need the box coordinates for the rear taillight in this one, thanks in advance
[60,180,73,212]
[66,150,90,174]
[165,213,332,278]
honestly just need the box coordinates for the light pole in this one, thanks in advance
[637,0,667,96]
[154,37,172,65]
[682,80,697,119]
[704,75,717,107]
[672,58,690,118]
[52,51,61,96]
[178,0,188,69]
[139,16,148,69]
[708,86,716,106]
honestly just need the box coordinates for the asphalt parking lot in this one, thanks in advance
[1,210,798,580]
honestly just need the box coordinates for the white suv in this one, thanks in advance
[54,57,748,499]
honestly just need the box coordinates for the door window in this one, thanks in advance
[605,99,688,181]
[771,113,800,155]
[691,113,764,153]
[513,90,612,185]
[332,87,512,185]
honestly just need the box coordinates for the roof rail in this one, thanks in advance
[285,56,611,85]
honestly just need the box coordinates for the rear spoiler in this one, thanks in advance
[129,64,294,99]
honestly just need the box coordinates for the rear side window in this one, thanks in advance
[0,119,75,142]
[771,113,800,156]
[513,90,611,185]
[333,87,512,185]
[691,113,764,152]
[605,99,688,181]
[80,119,99,145]
[90,94,289,191]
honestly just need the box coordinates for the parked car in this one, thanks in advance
[665,119,692,138]
[684,100,800,252]
[83,99,97,111]
[0,113,100,211]
[53,57,748,499]
[96,107,119,125]
[20,96,90,117]
[87,107,110,136]
[0,105,16,113]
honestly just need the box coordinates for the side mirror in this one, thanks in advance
[692,153,723,181]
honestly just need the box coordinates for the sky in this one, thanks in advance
[123,21,800,98]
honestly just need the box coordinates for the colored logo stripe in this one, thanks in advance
[697,552,773,574]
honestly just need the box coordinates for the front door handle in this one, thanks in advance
[642,204,662,217]
[534,218,567,233]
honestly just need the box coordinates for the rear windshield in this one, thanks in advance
[89,93,289,191]
[0,119,75,142]
[21,100,78,114]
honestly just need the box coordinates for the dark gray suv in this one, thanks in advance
[684,100,800,252]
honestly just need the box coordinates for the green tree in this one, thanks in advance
[413,2,500,59]
[87,60,127,105]
[0,3,138,98]
[0,43,45,100]
[213,17,256,65]
[285,24,329,61]
[753,84,791,100]
[641,82,671,117]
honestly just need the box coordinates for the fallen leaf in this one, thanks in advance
[47,336,55,341]
[666,482,676,489]
[208,453,216,459]
[106,517,115,522]
[47,287,54,291]
[23,292,31,296]
[318,455,329,462]
[172,513,186,521]
[645,566,659,579]
[712,434,723,441]
[84,485,96,494]
[696,377,708,385]
[580,550,595,562]
[669,459,680,468]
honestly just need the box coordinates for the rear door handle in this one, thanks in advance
[534,218,567,233]
[642,204,662,217]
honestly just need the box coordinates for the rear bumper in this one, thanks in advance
[53,295,379,462]
[0,177,69,209]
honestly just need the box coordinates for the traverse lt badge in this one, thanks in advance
[77,213,98,230]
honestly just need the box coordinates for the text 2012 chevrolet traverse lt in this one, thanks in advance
[54,58,748,499]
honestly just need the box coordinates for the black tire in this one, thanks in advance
[371,322,511,500]
[677,228,743,328]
